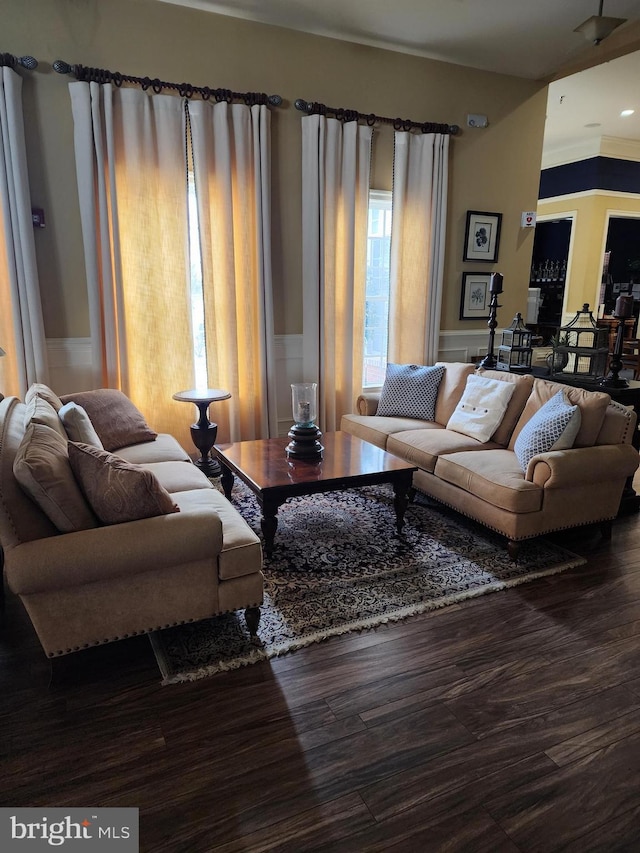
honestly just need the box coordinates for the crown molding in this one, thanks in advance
[542,135,640,170]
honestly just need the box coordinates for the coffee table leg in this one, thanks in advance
[220,462,234,500]
[393,472,413,535]
[259,496,279,558]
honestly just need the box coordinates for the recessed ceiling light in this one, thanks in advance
[621,109,635,117]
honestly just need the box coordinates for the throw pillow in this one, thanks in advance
[447,374,516,444]
[58,401,104,449]
[59,389,157,451]
[25,383,63,412]
[68,442,179,525]
[514,390,581,474]
[376,363,446,420]
[13,422,98,533]
[24,395,68,440]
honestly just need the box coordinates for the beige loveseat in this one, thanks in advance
[342,363,639,558]
[0,386,263,659]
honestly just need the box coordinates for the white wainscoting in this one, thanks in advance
[46,338,94,395]
[48,330,490,436]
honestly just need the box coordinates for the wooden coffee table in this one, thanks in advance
[212,431,418,557]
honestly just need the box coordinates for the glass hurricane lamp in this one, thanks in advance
[286,382,323,460]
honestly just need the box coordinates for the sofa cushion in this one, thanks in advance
[25,383,63,412]
[433,362,477,426]
[475,369,535,446]
[24,395,67,440]
[172,488,262,581]
[514,390,581,474]
[13,422,98,533]
[447,374,516,443]
[509,379,610,449]
[68,442,179,525]
[387,427,502,473]
[112,433,191,464]
[376,363,445,420]
[58,401,104,448]
[340,414,441,450]
[143,461,214,493]
[59,389,158,451]
[434,449,543,514]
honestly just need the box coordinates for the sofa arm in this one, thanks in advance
[528,444,639,488]
[5,506,224,596]
[356,392,381,416]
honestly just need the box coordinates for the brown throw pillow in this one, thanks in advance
[68,442,179,525]
[25,383,64,412]
[13,423,98,533]
[59,389,157,451]
[24,395,68,440]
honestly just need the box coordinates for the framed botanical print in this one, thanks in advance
[463,210,502,262]
[460,272,492,320]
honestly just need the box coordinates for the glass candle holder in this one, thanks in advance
[291,382,317,426]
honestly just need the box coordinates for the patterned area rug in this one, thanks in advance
[150,483,585,684]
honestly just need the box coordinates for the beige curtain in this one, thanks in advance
[301,115,372,431]
[69,83,195,447]
[188,100,276,442]
[389,131,450,365]
[0,66,49,397]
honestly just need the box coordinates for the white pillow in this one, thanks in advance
[447,374,516,443]
[58,401,104,449]
[514,390,581,474]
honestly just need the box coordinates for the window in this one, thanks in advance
[363,190,392,387]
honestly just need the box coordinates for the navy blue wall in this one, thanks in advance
[539,157,640,199]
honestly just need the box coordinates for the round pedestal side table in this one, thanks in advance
[172,388,231,478]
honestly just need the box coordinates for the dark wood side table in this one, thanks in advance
[172,388,231,478]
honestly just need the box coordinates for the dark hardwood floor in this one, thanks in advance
[3,506,640,851]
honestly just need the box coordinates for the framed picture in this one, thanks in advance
[463,210,502,262]
[460,272,492,320]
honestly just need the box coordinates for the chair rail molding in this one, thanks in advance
[47,331,487,432]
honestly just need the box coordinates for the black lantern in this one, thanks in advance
[496,313,533,372]
[551,303,609,380]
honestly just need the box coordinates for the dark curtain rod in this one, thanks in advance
[0,52,38,70]
[53,61,283,107]
[295,98,459,135]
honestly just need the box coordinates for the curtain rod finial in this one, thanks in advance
[268,94,283,106]
[19,55,38,70]
[295,99,311,113]
[53,59,73,75]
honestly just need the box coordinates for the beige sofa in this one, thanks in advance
[0,388,263,659]
[342,363,639,558]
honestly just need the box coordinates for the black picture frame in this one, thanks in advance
[463,210,502,263]
[460,272,492,320]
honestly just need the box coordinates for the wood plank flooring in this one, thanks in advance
[3,512,640,851]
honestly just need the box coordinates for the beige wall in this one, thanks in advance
[5,0,547,340]
[538,192,640,317]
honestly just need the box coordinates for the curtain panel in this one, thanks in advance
[0,66,48,397]
[389,131,449,365]
[188,100,276,442]
[301,115,372,432]
[69,82,196,446]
